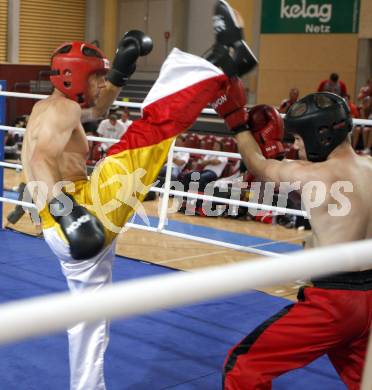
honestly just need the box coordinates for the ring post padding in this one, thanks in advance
[0,81,6,229]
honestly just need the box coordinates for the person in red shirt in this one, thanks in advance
[357,77,372,102]
[279,87,299,114]
[345,95,360,118]
[317,72,347,97]
[345,94,363,151]
[358,96,372,154]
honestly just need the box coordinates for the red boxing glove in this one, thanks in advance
[211,77,248,133]
[247,105,285,159]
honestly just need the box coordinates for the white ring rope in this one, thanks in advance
[0,126,242,156]
[0,125,118,144]
[2,83,372,388]
[0,161,23,170]
[125,222,282,257]
[0,89,305,256]
[0,169,304,257]
[0,125,307,218]
[0,239,369,345]
[0,160,307,217]
[1,90,372,125]
[0,187,281,257]
[164,189,307,216]
[0,197,35,208]
[0,188,306,217]
[0,91,217,115]
[172,145,240,158]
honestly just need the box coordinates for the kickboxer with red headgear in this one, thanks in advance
[23,30,155,390]
[50,41,110,107]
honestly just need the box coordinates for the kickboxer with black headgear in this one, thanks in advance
[21,2,258,389]
[211,58,372,387]
[285,92,353,162]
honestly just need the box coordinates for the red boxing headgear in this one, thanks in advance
[50,41,109,107]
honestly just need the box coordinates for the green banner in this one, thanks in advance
[261,0,360,34]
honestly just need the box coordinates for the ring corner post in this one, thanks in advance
[0,80,7,230]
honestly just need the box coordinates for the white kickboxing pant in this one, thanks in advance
[43,227,115,390]
[41,48,226,390]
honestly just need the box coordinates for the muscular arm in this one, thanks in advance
[30,100,81,203]
[236,131,312,185]
[80,30,154,123]
[81,81,121,123]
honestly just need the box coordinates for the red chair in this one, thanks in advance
[184,133,202,168]
[86,142,103,166]
[221,136,237,153]
[184,133,200,149]
[202,134,217,150]
[221,159,240,178]
[219,137,239,177]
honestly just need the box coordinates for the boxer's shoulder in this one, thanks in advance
[276,158,328,185]
[52,95,81,112]
[43,96,81,124]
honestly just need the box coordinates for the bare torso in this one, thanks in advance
[304,149,372,247]
[21,95,89,191]
[236,131,372,252]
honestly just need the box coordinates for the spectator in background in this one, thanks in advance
[96,113,126,155]
[157,135,190,186]
[83,120,99,136]
[358,96,372,154]
[344,94,363,151]
[351,96,371,153]
[14,114,28,141]
[344,94,360,118]
[3,114,27,159]
[357,77,372,102]
[5,180,42,235]
[317,73,347,97]
[108,104,120,117]
[279,87,299,114]
[117,107,133,137]
[182,140,228,215]
[83,119,99,154]
[6,115,29,150]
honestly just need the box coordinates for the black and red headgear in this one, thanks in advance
[284,92,352,162]
[50,41,109,107]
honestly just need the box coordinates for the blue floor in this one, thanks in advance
[0,230,345,389]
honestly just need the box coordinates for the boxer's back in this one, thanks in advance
[306,149,372,248]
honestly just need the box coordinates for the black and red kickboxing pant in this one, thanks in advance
[223,287,372,390]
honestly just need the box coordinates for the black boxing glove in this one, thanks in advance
[107,30,153,87]
[49,192,105,260]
